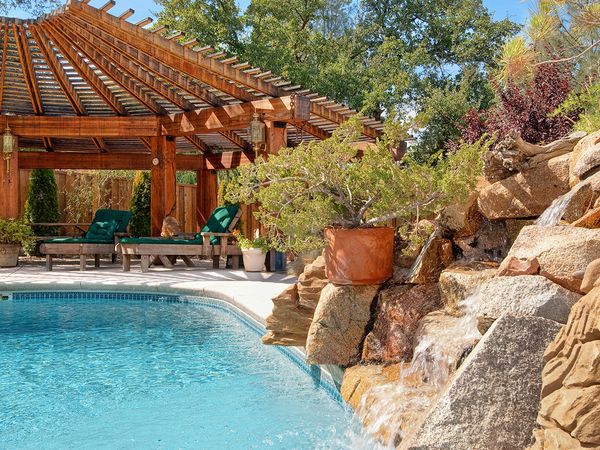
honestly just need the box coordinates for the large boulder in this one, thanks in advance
[402,315,561,450]
[581,258,600,293]
[476,275,581,325]
[453,219,510,261]
[531,286,600,449]
[262,256,328,346]
[439,192,483,238]
[498,225,600,293]
[362,284,441,363]
[406,237,454,284]
[305,283,380,365]
[478,153,571,220]
[438,262,497,315]
[570,129,600,186]
[340,363,404,410]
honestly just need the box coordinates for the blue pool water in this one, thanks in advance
[0,293,362,449]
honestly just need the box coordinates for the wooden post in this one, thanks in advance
[266,121,288,155]
[150,135,176,236]
[0,136,19,219]
[196,168,217,228]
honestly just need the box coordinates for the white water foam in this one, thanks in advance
[353,292,482,448]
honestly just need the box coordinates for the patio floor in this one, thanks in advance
[0,258,296,324]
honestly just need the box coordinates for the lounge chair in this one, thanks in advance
[117,205,242,272]
[40,209,132,271]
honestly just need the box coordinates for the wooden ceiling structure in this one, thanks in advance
[0,0,384,234]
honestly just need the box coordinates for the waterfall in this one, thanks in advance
[406,230,438,281]
[536,178,591,226]
[353,293,482,448]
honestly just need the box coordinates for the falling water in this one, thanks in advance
[353,292,482,448]
[536,178,592,226]
[406,231,438,281]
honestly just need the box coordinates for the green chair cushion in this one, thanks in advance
[43,237,115,245]
[93,209,132,233]
[197,205,240,245]
[85,221,118,241]
[119,237,204,245]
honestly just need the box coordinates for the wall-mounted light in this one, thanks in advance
[249,112,266,155]
[2,124,16,181]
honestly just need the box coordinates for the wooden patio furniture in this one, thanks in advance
[40,209,132,271]
[117,205,242,272]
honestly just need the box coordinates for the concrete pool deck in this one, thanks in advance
[0,259,296,324]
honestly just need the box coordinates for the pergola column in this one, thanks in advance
[196,167,217,228]
[150,135,176,236]
[0,137,20,219]
[266,121,287,155]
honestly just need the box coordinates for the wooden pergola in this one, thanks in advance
[0,0,384,235]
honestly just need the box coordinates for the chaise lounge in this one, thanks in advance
[117,205,243,272]
[40,209,132,271]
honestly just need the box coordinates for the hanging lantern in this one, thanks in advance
[2,123,16,180]
[249,112,265,147]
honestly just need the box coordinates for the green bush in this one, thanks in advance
[0,218,34,248]
[129,171,151,237]
[24,169,60,237]
[226,120,489,253]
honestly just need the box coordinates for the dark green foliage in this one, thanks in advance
[24,169,60,237]
[129,171,151,238]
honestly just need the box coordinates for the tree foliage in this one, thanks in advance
[24,169,60,237]
[226,120,488,252]
[458,63,577,146]
[129,171,151,238]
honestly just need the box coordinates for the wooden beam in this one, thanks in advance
[150,135,176,235]
[160,95,310,137]
[0,134,19,218]
[71,3,382,139]
[18,150,253,171]
[0,23,9,114]
[196,169,217,228]
[41,21,126,115]
[6,116,159,138]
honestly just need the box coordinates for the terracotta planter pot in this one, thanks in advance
[324,227,394,285]
[242,248,266,272]
[0,244,20,268]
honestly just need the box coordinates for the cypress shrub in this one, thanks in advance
[24,169,60,237]
[129,171,151,237]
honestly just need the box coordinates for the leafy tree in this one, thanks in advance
[129,171,151,238]
[0,0,60,15]
[24,169,60,237]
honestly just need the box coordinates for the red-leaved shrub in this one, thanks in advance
[457,64,578,145]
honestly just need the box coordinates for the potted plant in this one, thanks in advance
[0,218,34,268]
[226,120,486,285]
[234,230,270,272]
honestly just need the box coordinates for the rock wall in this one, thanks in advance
[362,284,441,363]
[403,315,561,450]
[305,283,380,365]
[262,256,327,346]
[531,286,600,449]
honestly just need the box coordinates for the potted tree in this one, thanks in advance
[227,120,485,285]
[234,230,270,272]
[0,218,34,267]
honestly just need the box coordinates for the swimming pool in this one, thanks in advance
[0,292,363,449]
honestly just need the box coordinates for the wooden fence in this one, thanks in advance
[18,170,259,237]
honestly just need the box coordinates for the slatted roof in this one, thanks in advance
[0,0,384,156]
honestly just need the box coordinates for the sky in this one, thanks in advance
[7,0,531,25]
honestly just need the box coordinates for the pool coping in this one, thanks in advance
[4,285,346,405]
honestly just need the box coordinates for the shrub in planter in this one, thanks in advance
[234,230,269,272]
[0,219,34,267]
[227,120,488,284]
